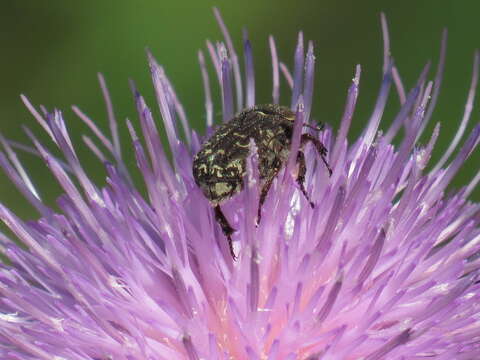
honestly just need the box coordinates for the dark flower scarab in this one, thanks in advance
[193,104,332,258]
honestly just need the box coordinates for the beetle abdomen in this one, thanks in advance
[193,151,246,204]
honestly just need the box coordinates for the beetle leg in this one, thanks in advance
[296,150,314,208]
[303,122,324,132]
[214,205,237,260]
[300,133,332,176]
[257,175,275,225]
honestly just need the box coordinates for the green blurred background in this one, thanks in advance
[0,0,478,221]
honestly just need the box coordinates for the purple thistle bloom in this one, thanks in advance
[1,9,479,359]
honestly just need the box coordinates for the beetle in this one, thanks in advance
[192,104,332,258]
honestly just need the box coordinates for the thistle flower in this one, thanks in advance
[0,9,479,359]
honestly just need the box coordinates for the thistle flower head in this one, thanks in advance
[0,9,479,359]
